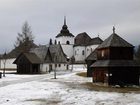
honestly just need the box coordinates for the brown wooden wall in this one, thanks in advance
[109,47,133,60]
[93,68,108,83]
[97,48,110,60]
[97,47,133,60]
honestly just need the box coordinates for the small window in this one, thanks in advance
[101,50,105,57]
[75,51,77,55]
[59,64,61,67]
[55,64,57,67]
[87,49,89,51]
[82,50,85,55]
[58,41,60,44]
[66,41,70,44]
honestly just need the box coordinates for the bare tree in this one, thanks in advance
[14,21,34,48]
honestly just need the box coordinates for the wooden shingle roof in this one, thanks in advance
[23,53,42,64]
[74,32,91,46]
[85,49,97,61]
[13,52,42,64]
[89,37,103,45]
[98,33,133,49]
[74,32,103,46]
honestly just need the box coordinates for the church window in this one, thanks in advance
[75,51,77,55]
[82,50,85,55]
[55,64,57,67]
[66,41,70,44]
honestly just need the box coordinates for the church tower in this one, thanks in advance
[55,17,74,58]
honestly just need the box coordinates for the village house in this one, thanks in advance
[14,44,68,74]
[1,17,103,73]
[91,27,140,86]
[0,39,37,72]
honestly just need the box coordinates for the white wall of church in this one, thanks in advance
[56,36,74,58]
[61,45,73,58]
[86,45,98,57]
[0,58,17,70]
[74,46,86,62]
[56,36,74,44]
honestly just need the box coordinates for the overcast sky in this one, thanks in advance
[0,0,140,53]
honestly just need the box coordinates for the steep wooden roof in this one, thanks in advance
[98,33,133,49]
[74,32,91,46]
[85,49,97,61]
[14,52,42,64]
[30,45,48,61]
[7,41,37,58]
[89,37,103,45]
[31,44,67,63]
[74,32,103,46]
[48,44,67,63]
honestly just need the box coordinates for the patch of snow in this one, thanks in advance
[0,69,140,105]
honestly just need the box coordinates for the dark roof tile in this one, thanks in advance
[98,33,133,49]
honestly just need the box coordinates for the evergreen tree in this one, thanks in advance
[14,21,34,48]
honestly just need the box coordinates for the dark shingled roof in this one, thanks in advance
[7,41,37,58]
[56,18,74,38]
[49,44,67,63]
[89,37,103,45]
[30,45,48,61]
[74,32,91,46]
[74,32,103,46]
[30,44,67,63]
[85,49,97,61]
[23,53,42,64]
[91,60,140,67]
[98,33,133,49]
[14,52,42,64]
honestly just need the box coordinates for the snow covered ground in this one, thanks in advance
[0,69,140,105]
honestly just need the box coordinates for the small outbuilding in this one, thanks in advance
[13,53,42,74]
[91,27,140,86]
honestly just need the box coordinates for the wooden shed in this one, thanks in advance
[13,53,42,74]
[91,27,140,86]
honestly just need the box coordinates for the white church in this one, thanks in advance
[55,17,103,63]
[0,17,103,73]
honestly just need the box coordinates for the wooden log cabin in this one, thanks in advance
[13,53,42,74]
[91,27,140,86]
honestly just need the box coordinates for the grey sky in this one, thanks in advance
[0,0,140,53]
